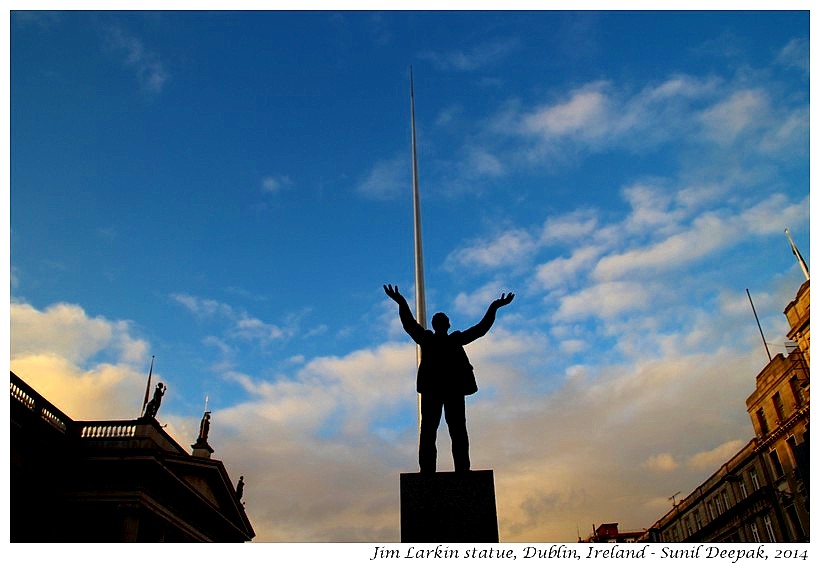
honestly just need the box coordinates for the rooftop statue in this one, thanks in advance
[197,411,211,443]
[236,476,245,501]
[143,382,166,419]
[384,284,514,473]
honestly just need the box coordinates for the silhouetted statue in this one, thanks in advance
[198,411,211,442]
[143,382,166,419]
[236,476,245,501]
[384,284,514,473]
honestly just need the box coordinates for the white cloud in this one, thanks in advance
[518,75,715,151]
[508,72,806,165]
[687,440,747,471]
[435,104,462,126]
[523,83,611,140]
[535,246,601,291]
[103,24,169,94]
[641,75,716,102]
[555,281,656,321]
[11,302,147,365]
[621,182,686,235]
[261,175,292,194]
[355,155,407,200]
[738,193,808,234]
[171,293,233,318]
[775,37,809,76]
[698,89,769,146]
[447,229,537,271]
[10,302,150,420]
[593,212,733,281]
[466,147,504,177]
[204,342,421,540]
[759,106,809,155]
[592,192,809,282]
[420,37,519,72]
[231,315,286,343]
[171,293,290,346]
[643,453,679,472]
[540,209,599,245]
[558,339,585,355]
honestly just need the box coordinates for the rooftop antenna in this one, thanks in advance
[746,289,772,362]
[669,491,682,507]
[785,228,809,281]
[410,66,427,431]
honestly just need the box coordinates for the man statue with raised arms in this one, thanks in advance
[384,284,514,473]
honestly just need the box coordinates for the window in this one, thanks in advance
[764,514,775,541]
[750,522,761,542]
[757,409,769,435]
[789,376,805,406]
[785,504,805,539]
[739,479,748,499]
[769,449,784,478]
[750,468,760,490]
[723,490,731,509]
[708,500,716,519]
[684,517,693,536]
[694,510,703,529]
[786,436,798,468]
[773,392,786,421]
[715,494,724,515]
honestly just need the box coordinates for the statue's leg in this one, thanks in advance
[444,396,470,472]
[419,394,443,473]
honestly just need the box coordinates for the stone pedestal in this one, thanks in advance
[400,470,499,542]
[191,439,214,459]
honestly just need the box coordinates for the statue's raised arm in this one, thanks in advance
[459,292,515,345]
[384,284,425,343]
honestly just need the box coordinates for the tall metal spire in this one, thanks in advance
[410,67,426,432]
[785,228,809,281]
[410,66,427,340]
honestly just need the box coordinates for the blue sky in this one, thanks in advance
[9,10,810,542]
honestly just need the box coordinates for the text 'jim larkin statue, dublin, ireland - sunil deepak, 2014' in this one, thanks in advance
[383,284,514,474]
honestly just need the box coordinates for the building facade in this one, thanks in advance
[10,371,255,542]
[644,280,809,542]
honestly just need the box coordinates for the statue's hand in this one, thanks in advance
[492,292,515,309]
[384,284,405,304]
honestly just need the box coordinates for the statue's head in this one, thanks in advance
[431,312,450,333]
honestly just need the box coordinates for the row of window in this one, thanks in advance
[665,510,774,542]
[756,375,805,436]
[666,466,762,542]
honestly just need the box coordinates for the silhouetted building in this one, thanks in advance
[10,371,255,542]
[643,280,809,542]
[581,523,644,542]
